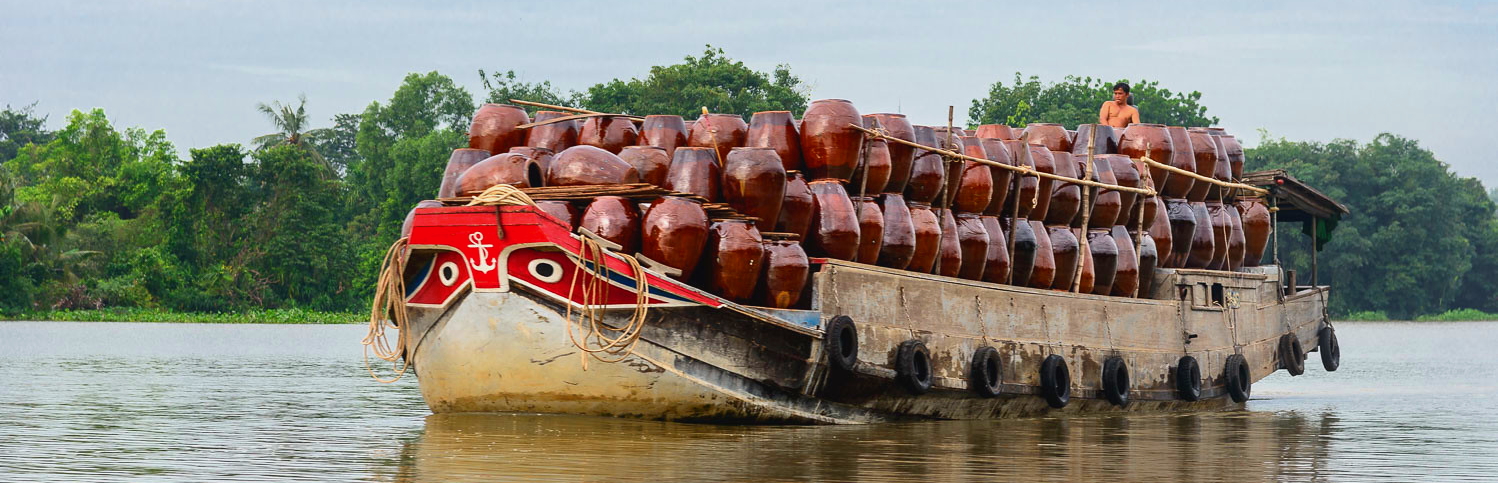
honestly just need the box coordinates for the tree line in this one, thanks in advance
[1,47,1493,318]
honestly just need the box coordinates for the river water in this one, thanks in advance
[0,321,1494,482]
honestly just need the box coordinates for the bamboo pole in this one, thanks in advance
[930,107,957,274]
[515,112,643,130]
[1071,134,1097,293]
[1137,156,1267,195]
[508,99,645,122]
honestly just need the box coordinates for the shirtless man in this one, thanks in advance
[1099,82,1139,128]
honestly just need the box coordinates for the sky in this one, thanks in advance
[4,0,1495,185]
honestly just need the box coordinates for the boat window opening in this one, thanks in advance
[1211,283,1226,307]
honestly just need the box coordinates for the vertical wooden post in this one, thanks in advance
[1310,217,1318,288]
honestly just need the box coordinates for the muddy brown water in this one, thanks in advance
[1,321,1494,482]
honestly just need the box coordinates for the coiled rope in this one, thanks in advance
[363,237,412,383]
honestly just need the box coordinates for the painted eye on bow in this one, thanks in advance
[439,261,460,286]
[528,258,564,283]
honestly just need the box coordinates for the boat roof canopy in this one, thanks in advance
[1241,169,1350,223]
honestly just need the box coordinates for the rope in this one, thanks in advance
[563,235,652,368]
[466,184,537,207]
[363,237,412,383]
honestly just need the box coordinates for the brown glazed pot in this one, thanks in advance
[849,117,892,194]
[1148,197,1177,267]
[664,147,722,201]
[1206,201,1232,270]
[868,113,916,192]
[438,148,492,197]
[1043,151,1081,226]
[723,147,787,231]
[906,202,942,273]
[1071,124,1119,156]
[1137,233,1159,298]
[1162,198,1198,270]
[1049,226,1080,290]
[1109,225,1139,297]
[1185,128,1222,202]
[1004,217,1038,286]
[1222,135,1245,182]
[641,196,710,280]
[689,113,749,163]
[580,196,642,254]
[852,196,885,265]
[535,200,580,229]
[508,147,555,179]
[618,146,671,187]
[877,193,916,270]
[746,111,802,172]
[400,200,444,239]
[1118,123,1175,194]
[704,219,764,302]
[1022,123,1072,152]
[468,104,529,155]
[1003,140,1039,219]
[800,99,863,181]
[546,145,640,186]
[757,234,809,308]
[776,171,813,239]
[806,179,860,261]
[980,138,1014,216]
[1028,146,1058,222]
[639,115,689,159]
[578,116,639,154]
[1237,199,1272,267]
[936,209,962,277]
[904,126,945,203]
[1087,229,1120,296]
[955,213,990,281]
[953,136,994,213]
[1088,156,1123,229]
[1027,220,1056,288]
[525,111,578,153]
[456,153,545,195]
[980,215,1011,284]
[1226,204,1247,270]
[1185,201,1215,269]
[1207,133,1234,199]
[1078,240,1095,295]
[976,124,1015,140]
[1160,126,1197,199]
[1105,154,1142,223]
[939,136,965,205]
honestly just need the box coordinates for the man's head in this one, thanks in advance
[1112,82,1131,104]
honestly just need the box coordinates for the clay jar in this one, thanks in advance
[1028,146,1058,222]
[953,136,995,214]
[904,126,946,203]
[468,104,529,155]
[954,213,990,281]
[1027,220,1056,288]
[906,202,942,273]
[535,200,580,229]
[1222,135,1246,181]
[722,147,788,231]
[1156,126,1195,199]
[849,117,892,194]
[1147,197,1176,267]
[757,233,809,308]
[877,194,917,270]
[580,196,642,253]
[1049,227,1081,290]
[805,180,860,261]
[641,196,710,280]
[1003,140,1039,218]
[776,171,813,239]
[936,210,962,277]
[1163,198,1197,267]
[508,147,555,178]
[1185,201,1215,268]
[1202,132,1233,199]
[1226,205,1247,270]
[664,147,722,201]
[401,200,444,239]
[1004,217,1038,286]
[800,99,864,180]
[1105,154,1142,222]
[1206,201,1232,270]
[1022,123,1072,152]
[1087,230,1120,296]
[941,136,966,201]
[1087,156,1123,228]
[578,116,639,154]
[1043,151,1081,227]
[1137,234,1159,298]
[867,113,916,193]
[547,146,641,186]
[976,124,1016,140]
[980,216,1011,284]
[703,219,764,302]
[1071,124,1119,156]
[1118,123,1175,194]
[1185,128,1222,202]
[438,148,492,197]
[979,139,1014,216]
[1109,225,1139,297]
[1237,200,1272,267]
[526,111,578,153]
[618,146,671,187]
[639,115,689,158]
[457,153,545,195]
[746,111,802,172]
[852,196,884,264]
[689,113,749,163]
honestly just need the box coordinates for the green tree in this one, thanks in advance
[479,70,577,114]
[247,145,355,310]
[968,74,1218,128]
[309,113,361,177]
[0,102,54,163]
[578,46,809,118]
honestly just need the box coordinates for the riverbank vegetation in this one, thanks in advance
[6,308,361,324]
[2,47,1494,321]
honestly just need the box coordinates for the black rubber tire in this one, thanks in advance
[1319,326,1341,372]
[824,316,859,372]
[970,346,1003,398]
[1101,356,1131,407]
[1176,356,1202,402]
[1224,354,1252,403]
[1039,354,1071,409]
[1280,334,1306,376]
[896,339,933,395]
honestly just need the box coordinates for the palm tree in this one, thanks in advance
[254,94,334,173]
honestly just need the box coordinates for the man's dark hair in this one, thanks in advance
[1112,82,1130,94]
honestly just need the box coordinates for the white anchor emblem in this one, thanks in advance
[466,232,498,273]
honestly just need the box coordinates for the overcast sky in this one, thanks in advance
[4,0,1494,185]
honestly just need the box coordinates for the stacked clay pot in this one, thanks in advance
[1118,123,1175,194]
[1003,213,1038,287]
[1226,204,1247,270]
[849,117,892,194]
[1049,226,1081,290]
[906,201,942,273]
[508,147,555,177]
[689,113,749,163]
[1164,198,1197,267]
[1162,127,1197,199]
[722,147,787,231]
[1027,220,1056,288]
[458,152,545,195]
[1071,124,1119,156]
[1222,135,1246,182]
[536,200,579,229]
[703,219,764,302]
[1186,201,1215,269]
[580,196,642,253]
[578,116,638,154]
[526,111,577,153]
[1146,197,1175,267]
[852,196,885,264]
[639,115,689,158]
[664,147,722,201]
[976,124,1016,140]
[469,104,529,155]
[641,196,710,280]
[1237,199,1272,267]
[1137,232,1159,298]
[904,126,945,203]
[980,216,1011,284]
[776,171,813,240]
[955,213,990,281]
[1022,123,1072,152]
[1109,225,1139,297]
[877,194,917,270]
[1086,229,1119,295]
[439,148,492,197]
[936,209,962,277]
[746,111,802,172]
[800,99,863,180]
[1043,151,1081,226]
[1028,146,1058,222]
[1185,128,1222,203]
[979,138,1014,216]
[547,145,640,186]
[619,146,671,186]
[757,233,809,309]
[1206,201,1232,270]
[805,179,860,260]
[1002,139,1039,219]
[867,113,916,193]
[954,136,994,214]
